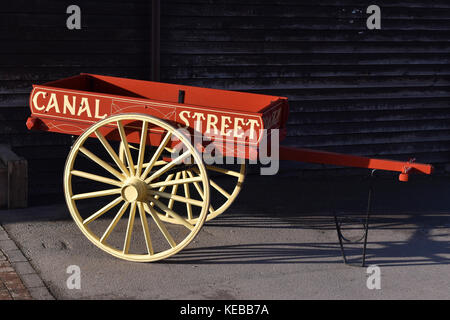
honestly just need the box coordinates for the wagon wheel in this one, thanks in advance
[64,113,210,262]
[156,161,246,224]
[119,145,246,224]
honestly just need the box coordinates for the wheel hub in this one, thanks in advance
[121,178,147,202]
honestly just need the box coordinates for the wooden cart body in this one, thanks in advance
[27,73,289,161]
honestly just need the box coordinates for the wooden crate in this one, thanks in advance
[0,144,28,209]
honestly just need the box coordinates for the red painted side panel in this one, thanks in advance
[27,74,289,160]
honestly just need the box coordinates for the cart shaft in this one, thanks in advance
[279,146,433,181]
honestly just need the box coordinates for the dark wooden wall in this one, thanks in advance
[160,0,450,174]
[1,0,449,199]
[0,0,151,199]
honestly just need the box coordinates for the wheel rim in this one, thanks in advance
[64,113,210,262]
[203,162,246,221]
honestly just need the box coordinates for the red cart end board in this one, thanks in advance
[27,74,289,160]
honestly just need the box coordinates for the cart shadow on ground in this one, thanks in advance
[169,173,450,267]
[168,212,450,267]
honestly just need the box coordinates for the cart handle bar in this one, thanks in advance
[279,146,433,182]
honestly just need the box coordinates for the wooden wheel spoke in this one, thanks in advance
[134,160,167,171]
[182,171,193,220]
[136,121,149,176]
[71,170,123,187]
[117,121,136,176]
[144,203,177,248]
[160,173,174,186]
[186,170,205,199]
[210,179,231,199]
[205,165,241,178]
[138,202,154,255]
[100,201,130,243]
[123,202,137,254]
[149,174,174,208]
[148,190,204,208]
[148,175,203,189]
[203,163,245,221]
[72,188,122,200]
[193,167,232,198]
[95,129,130,176]
[187,171,213,214]
[144,150,191,183]
[79,147,125,181]
[164,146,175,153]
[168,172,182,209]
[140,131,172,180]
[148,195,195,231]
[82,196,123,226]
[119,142,125,163]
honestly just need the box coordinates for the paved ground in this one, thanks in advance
[0,172,449,300]
[0,230,33,300]
[0,225,53,300]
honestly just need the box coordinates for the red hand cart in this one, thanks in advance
[26,74,433,264]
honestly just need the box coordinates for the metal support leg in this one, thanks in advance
[327,169,376,267]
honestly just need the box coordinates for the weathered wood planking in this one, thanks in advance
[0,0,153,197]
[160,0,450,172]
[1,0,449,197]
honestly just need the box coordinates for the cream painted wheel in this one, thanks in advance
[151,162,246,224]
[64,113,210,262]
